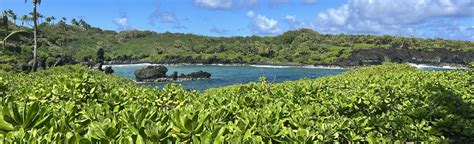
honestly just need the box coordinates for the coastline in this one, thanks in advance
[103,62,351,69]
[103,61,469,70]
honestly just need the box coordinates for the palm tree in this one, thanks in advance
[20,15,30,26]
[6,10,17,25]
[71,18,79,26]
[45,16,52,24]
[1,30,28,48]
[24,0,42,71]
[50,16,55,24]
[1,11,8,30]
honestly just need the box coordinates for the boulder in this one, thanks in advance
[134,66,168,81]
[104,66,114,74]
[171,71,178,81]
[182,70,211,79]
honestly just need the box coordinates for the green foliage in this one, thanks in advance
[2,15,473,72]
[0,64,472,142]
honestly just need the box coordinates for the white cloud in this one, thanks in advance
[210,26,229,35]
[247,11,281,35]
[114,17,132,31]
[194,0,233,9]
[285,15,296,23]
[284,15,307,30]
[159,12,177,23]
[317,5,349,26]
[313,0,474,40]
[247,11,255,17]
[149,0,187,30]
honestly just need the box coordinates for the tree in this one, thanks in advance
[19,15,30,26]
[6,10,17,25]
[79,19,91,30]
[2,11,8,31]
[71,18,80,26]
[24,0,43,71]
[96,48,105,70]
[50,16,55,24]
[45,16,53,24]
[1,30,29,48]
[45,17,51,24]
[29,12,43,23]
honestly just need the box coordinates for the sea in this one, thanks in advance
[109,63,463,91]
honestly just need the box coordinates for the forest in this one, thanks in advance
[1,10,473,72]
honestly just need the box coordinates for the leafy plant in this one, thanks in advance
[0,64,472,143]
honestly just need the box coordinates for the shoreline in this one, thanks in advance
[104,62,351,69]
[104,62,469,70]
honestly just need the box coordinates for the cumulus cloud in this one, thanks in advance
[114,17,132,31]
[284,15,307,30]
[172,24,187,30]
[158,12,177,23]
[149,0,187,29]
[193,0,296,9]
[247,11,281,35]
[246,11,255,17]
[210,26,229,35]
[313,0,474,40]
[194,0,233,9]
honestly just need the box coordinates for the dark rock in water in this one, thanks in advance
[182,71,211,79]
[134,66,211,82]
[134,66,168,81]
[172,71,178,81]
[104,66,114,74]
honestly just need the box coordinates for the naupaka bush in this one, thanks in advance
[0,64,472,143]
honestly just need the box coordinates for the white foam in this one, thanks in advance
[407,63,467,69]
[249,64,347,69]
[105,63,348,69]
[104,63,159,67]
[249,65,293,68]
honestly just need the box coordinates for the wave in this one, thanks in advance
[106,63,465,70]
[106,63,348,69]
[104,63,160,67]
[407,63,467,69]
[249,65,347,69]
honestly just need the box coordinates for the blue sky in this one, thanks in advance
[1,0,473,40]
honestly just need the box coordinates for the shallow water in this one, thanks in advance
[111,64,348,91]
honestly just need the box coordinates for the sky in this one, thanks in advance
[1,0,473,40]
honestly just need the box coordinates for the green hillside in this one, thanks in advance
[1,15,473,72]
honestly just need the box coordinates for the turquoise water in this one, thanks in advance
[111,64,348,91]
[110,64,461,91]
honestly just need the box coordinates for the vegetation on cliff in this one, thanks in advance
[1,10,473,72]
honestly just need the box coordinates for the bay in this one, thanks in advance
[110,64,462,91]
[111,64,347,91]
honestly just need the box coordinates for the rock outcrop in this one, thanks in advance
[333,48,474,66]
[134,66,211,82]
[180,71,211,79]
[134,66,168,81]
